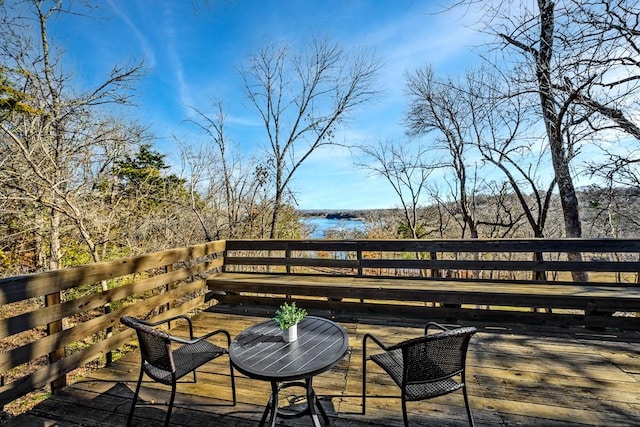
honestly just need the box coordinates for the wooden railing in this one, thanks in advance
[2,238,639,410]
[0,240,225,409]
[222,238,640,282]
[211,239,640,328]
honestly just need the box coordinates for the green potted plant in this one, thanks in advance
[273,301,307,342]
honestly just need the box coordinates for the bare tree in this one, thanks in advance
[240,38,381,238]
[576,0,640,191]
[566,0,640,139]
[358,139,438,239]
[187,102,273,239]
[406,64,567,280]
[405,66,525,239]
[468,68,557,239]
[491,1,583,242]
[455,0,640,279]
[0,0,142,270]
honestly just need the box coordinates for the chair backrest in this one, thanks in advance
[121,316,175,373]
[401,326,477,385]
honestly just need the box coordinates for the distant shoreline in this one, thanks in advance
[298,209,394,219]
[301,216,367,238]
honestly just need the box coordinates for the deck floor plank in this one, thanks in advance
[4,309,640,426]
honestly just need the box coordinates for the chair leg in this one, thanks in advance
[463,385,475,427]
[362,356,367,414]
[401,395,409,427]
[126,368,144,427]
[165,382,177,427]
[229,357,237,405]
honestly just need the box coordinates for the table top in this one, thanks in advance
[229,316,349,382]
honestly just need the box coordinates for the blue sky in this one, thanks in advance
[50,0,486,210]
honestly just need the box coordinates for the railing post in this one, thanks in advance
[357,249,364,303]
[45,291,66,393]
[285,246,291,298]
[533,251,547,281]
[165,264,175,327]
[430,251,441,278]
[102,279,113,366]
[222,249,227,272]
[285,248,291,274]
[532,251,550,313]
[166,264,175,311]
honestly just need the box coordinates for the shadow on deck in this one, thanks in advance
[5,308,640,426]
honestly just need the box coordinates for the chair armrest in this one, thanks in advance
[169,328,232,348]
[425,321,449,335]
[138,314,192,327]
[363,333,391,352]
[366,324,451,354]
[139,315,194,339]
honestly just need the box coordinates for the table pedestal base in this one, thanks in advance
[259,377,330,427]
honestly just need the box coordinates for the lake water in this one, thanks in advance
[302,217,366,238]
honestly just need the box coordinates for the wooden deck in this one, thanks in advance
[5,309,640,426]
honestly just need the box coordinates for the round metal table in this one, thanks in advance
[229,316,349,426]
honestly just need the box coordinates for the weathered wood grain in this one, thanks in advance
[223,238,640,253]
[0,261,217,341]
[6,310,640,427]
[0,240,224,304]
[0,240,225,408]
[206,272,640,329]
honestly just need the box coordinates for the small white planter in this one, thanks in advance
[283,324,298,342]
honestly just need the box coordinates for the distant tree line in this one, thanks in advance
[355,186,640,241]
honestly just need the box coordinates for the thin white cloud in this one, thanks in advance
[226,114,263,127]
[161,2,194,117]
[106,0,156,67]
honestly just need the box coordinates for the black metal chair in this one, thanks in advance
[362,322,477,426]
[120,315,236,427]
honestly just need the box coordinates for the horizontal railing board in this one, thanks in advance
[209,297,640,330]
[207,273,640,311]
[361,259,640,273]
[0,290,206,407]
[0,260,220,340]
[0,327,135,407]
[223,257,640,274]
[224,238,640,253]
[214,270,638,287]
[223,256,358,269]
[209,277,352,300]
[0,241,225,305]
[0,280,206,375]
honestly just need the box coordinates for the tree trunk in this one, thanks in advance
[269,190,281,239]
[47,205,66,391]
[536,0,586,281]
[269,162,284,239]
